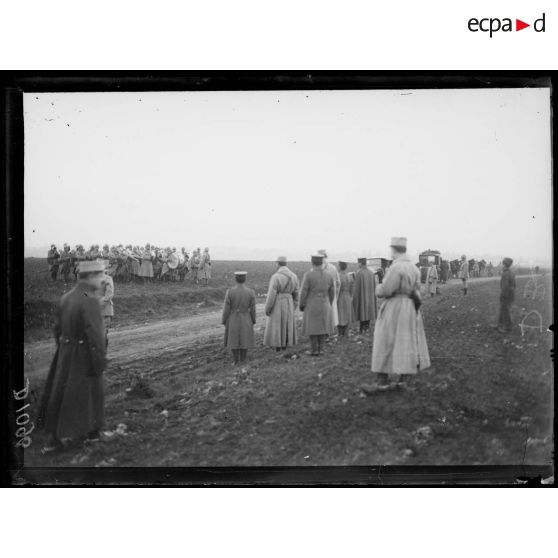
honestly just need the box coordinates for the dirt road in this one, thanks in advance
[24,303,268,380]
[22,275,528,381]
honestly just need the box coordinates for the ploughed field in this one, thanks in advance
[22,258,553,469]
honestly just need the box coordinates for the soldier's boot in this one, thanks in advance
[337,325,344,337]
[377,372,389,387]
[317,335,325,355]
[232,349,240,365]
[463,288,468,295]
[240,349,248,363]
[310,336,319,356]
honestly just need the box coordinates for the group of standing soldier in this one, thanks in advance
[221,237,431,393]
[47,244,212,285]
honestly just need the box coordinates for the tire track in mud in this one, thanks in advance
[24,303,267,380]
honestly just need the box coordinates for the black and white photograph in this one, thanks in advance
[6,76,554,483]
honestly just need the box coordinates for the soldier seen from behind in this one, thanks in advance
[494,257,516,333]
[263,256,299,352]
[38,260,108,452]
[299,254,335,357]
[47,244,60,281]
[352,257,377,334]
[222,271,257,365]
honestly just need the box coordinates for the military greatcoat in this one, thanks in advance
[352,267,377,322]
[263,266,299,348]
[337,270,354,327]
[222,284,257,349]
[371,255,431,375]
[299,268,335,336]
[40,282,107,440]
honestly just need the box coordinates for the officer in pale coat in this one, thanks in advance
[198,247,211,286]
[426,261,438,297]
[318,249,340,331]
[98,261,114,349]
[222,271,257,365]
[299,254,335,356]
[263,256,299,351]
[362,237,431,393]
[189,248,201,283]
[336,261,354,337]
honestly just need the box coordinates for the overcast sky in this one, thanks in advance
[24,88,551,264]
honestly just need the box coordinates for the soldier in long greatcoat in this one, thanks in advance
[459,254,469,295]
[222,271,257,365]
[198,247,212,286]
[263,256,299,351]
[178,248,190,281]
[38,260,107,451]
[496,257,516,333]
[336,261,354,337]
[47,245,60,281]
[318,249,340,331]
[352,258,377,334]
[362,237,430,394]
[426,262,438,297]
[299,254,335,356]
[189,248,201,283]
[440,260,450,284]
[138,244,154,281]
[97,262,114,349]
[59,245,72,283]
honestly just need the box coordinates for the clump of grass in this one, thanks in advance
[127,371,155,399]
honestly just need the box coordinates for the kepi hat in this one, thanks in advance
[234,271,247,276]
[389,237,407,248]
[317,249,328,257]
[502,257,513,267]
[277,256,287,263]
[77,260,105,274]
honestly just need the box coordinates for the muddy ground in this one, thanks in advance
[21,266,553,469]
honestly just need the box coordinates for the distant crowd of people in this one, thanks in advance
[47,244,212,285]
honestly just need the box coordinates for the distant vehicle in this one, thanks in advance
[367,257,392,283]
[418,249,441,283]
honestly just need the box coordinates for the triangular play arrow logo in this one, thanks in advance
[516,19,530,31]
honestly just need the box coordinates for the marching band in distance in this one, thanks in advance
[47,244,211,284]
